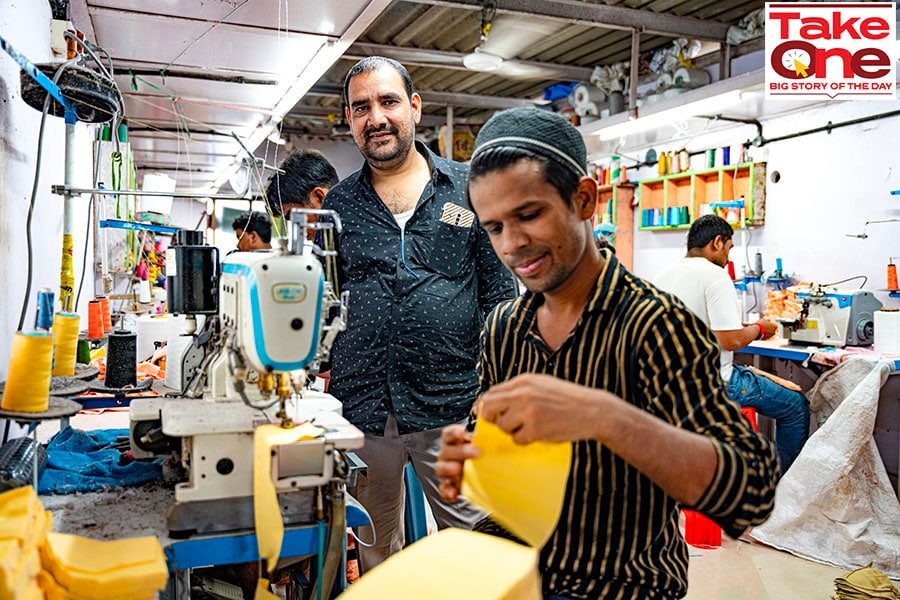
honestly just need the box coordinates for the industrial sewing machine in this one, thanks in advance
[777,285,883,347]
[129,210,362,538]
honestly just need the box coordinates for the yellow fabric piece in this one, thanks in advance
[255,578,281,600]
[41,532,167,599]
[338,528,542,600]
[253,422,325,576]
[462,419,572,548]
[0,487,44,543]
[833,564,900,599]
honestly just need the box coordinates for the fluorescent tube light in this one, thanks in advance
[596,90,744,141]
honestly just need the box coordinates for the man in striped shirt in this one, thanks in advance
[436,108,778,599]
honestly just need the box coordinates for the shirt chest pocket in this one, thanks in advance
[426,220,474,278]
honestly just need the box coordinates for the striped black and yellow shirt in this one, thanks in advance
[479,250,778,599]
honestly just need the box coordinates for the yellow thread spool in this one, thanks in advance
[2,331,53,413]
[51,312,81,376]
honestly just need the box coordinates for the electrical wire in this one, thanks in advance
[823,275,868,289]
[17,57,80,332]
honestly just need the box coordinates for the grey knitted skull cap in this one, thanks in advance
[471,107,587,179]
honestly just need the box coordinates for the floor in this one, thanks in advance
[684,536,855,599]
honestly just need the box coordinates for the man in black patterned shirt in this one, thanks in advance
[436,108,777,599]
[320,57,517,574]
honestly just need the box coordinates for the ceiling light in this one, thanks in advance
[596,90,744,141]
[462,50,504,72]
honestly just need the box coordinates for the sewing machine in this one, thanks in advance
[777,285,883,347]
[129,210,361,537]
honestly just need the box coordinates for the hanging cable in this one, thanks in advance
[17,57,80,331]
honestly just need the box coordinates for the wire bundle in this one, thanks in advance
[1,331,53,413]
[50,312,80,377]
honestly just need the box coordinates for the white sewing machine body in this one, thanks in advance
[129,210,358,535]
[779,286,882,347]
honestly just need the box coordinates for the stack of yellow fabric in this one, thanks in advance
[0,486,50,600]
[0,485,169,600]
[39,532,168,600]
[832,564,900,599]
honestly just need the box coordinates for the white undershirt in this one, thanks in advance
[393,207,415,230]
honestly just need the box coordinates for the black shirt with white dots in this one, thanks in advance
[320,142,517,435]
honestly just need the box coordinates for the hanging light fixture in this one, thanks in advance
[462,2,503,72]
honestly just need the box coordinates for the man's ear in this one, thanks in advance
[308,187,328,209]
[575,176,598,219]
[411,92,422,124]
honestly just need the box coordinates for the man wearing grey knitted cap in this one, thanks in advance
[436,107,777,599]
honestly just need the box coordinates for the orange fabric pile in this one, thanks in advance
[764,286,805,322]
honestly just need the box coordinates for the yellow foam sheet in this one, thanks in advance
[339,528,542,600]
[253,422,325,577]
[40,532,167,598]
[462,419,572,548]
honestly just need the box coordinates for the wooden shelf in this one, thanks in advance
[637,162,766,230]
[594,183,635,270]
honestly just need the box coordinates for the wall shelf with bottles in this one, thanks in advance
[638,162,767,230]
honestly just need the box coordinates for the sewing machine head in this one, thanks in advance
[778,285,882,347]
[129,210,361,537]
[206,211,348,419]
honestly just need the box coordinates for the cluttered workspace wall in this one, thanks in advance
[0,5,96,380]
[627,100,900,312]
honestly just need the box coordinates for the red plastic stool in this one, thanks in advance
[682,509,722,549]
[740,406,758,432]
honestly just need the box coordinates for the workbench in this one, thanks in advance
[41,483,369,599]
[735,339,899,496]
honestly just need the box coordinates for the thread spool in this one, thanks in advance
[888,263,898,290]
[105,330,137,388]
[1,331,53,413]
[51,312,81,377]
[76,336,91,364]
[138,279,152,304]
[35,288,55,330]
[657,152,667,175]
[706,149,715,169]
[677,149,690,172]
[136,314,171,361]
[87,300,104,340]
[722,146,731,166]
[873,308,900,355]
[98,296,112,332]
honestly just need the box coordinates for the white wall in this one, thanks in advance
[0,4,96,379]
[623,99,900,314]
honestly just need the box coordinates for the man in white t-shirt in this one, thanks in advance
[654,215,809,474]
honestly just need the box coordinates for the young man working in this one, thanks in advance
[436,108,778,599]
[231,211,272,251]
[320,57,517,573]
[653,214,809,473]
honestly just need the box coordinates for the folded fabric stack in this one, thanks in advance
[39,532,168,600]
[832,564,899,599]
[0,486,51,599]
[339,528,541,599]
[764,287,802,322]
[0,486,169,599]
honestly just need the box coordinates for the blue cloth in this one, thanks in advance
[727,364,810,474]
[37,428,163,495]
